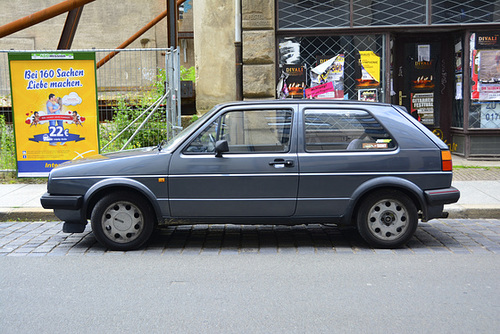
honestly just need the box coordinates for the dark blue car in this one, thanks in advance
[41,100,460,250]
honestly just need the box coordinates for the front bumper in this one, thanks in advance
[40,192,85,223]
[41,192,83,210]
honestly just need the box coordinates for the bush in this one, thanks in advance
[0,115,15,170]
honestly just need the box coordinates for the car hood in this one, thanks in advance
[56,146,159,167]
[49,146,171,179]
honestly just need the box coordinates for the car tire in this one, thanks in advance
[91,191,155,251]
[357,189,418,248]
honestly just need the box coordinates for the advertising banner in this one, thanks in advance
[475,31,500,50]
[8,52,99,177]
[305,82,334,99]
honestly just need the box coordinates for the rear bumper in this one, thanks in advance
[423,187,460,221]
[424,187,461,206]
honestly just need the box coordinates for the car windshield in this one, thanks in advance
[158,109,213,153]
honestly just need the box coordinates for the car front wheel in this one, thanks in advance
[357,190,418,248]
[91,191,155,251]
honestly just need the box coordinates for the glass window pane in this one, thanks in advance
[278,0,350,30]
[433,0,500,25]
[221,110,293,153]
[184,119,219,153]
[353,0,426,26]
[304,109,395,152]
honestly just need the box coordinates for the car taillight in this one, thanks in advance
[441,150,452,171]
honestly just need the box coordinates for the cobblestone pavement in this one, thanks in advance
[0,219,499,256]
[453,167,500,181]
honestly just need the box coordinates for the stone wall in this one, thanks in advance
[193,0,236,114]
[242,0,275,100]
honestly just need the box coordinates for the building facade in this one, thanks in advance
[194,0,500,158]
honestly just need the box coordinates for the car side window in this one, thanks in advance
[185,109,293,154]
[304,109,395,152]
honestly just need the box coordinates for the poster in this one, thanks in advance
[279,38,301,65]
[309,54,344,99]
[358,89,378,102]
[477,50,500,100]
[475,31,500,50]
[9,52,99,177]
[411,92,434,125]
[283,65,306,98]
[355,51,380,88]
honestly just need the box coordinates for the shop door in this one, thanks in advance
[393,35,454,141]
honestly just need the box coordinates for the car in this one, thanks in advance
[41,100,460,250]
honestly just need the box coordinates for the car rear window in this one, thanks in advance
[304,109,396,152]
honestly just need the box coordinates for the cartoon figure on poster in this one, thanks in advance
[24,91,87,145]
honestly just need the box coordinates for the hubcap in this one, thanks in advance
[101,201,144,244]
[367,199,408,241]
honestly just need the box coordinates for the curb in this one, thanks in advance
[445,205,500,219]
[0,208,58,222]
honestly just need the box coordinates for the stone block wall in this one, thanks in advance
[241,0,275,99]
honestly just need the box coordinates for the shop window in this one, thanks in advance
[452,36,464,128]
[433,0,500,25]
[352,0,426,26]
[304,109,395,152]
[278,35,385,102]
[469,32,500,129]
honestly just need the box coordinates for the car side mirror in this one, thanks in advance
[215,140,229,157]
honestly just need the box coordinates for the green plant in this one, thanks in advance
[100,67,175,152]
[180,66,195,82]
[189,114,199,124]
[0,114,16,170]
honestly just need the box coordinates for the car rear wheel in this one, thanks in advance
[357,190,418,248]
[91,191,155,251]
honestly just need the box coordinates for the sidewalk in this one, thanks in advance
[1,155,499,221]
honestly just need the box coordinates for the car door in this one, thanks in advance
[296,104,399,217]
[168,104,299,217]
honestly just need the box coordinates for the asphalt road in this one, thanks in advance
[1,219,499,333]
[1,254,498,333]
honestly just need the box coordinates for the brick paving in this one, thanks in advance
[0,219,499,256]
[453,167,500,181]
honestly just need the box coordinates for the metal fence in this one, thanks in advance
[0,48,181,152]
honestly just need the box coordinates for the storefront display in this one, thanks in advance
[470,32,500,129]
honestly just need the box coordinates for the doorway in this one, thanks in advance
[392,33,454,143]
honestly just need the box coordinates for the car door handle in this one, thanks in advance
[269,159,294,168]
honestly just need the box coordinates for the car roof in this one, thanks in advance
[216,99,394,109]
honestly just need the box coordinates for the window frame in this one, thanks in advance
[182,108,295,155]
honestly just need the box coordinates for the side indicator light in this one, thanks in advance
[441,150,452,171]
[158,178,166,183]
